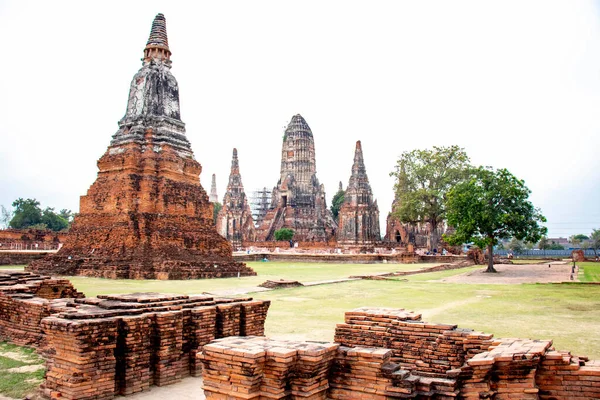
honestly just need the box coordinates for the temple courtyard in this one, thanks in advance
[1,260,599,399]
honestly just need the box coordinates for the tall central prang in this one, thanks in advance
[256,114,337,241]
[28,14,256,279]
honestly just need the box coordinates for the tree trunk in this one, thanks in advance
[485,242,497,273]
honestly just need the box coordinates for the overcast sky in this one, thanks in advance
[1,1,599,239]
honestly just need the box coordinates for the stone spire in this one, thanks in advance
[337,141,380,245]
[216,149,256,245]
[210,174,219,203]
[144,13,171,64]
[347,141,372,195]
[278,114,317,196]
[110,13,191,158]
[256,114,337,242]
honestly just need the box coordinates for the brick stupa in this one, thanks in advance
[336,141,380,245]
[216,149,256,247]
[28,14,256,279]
[256,114,337,241]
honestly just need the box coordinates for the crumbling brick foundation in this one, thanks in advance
[40,293,270,400]
[199,307,600,399]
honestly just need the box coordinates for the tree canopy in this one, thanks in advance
[7,198,71,232]
[274,228,294,241]
[330,188,345,223]
[444,167,547,272]
[590,229,600,257]
[390,145,471,249]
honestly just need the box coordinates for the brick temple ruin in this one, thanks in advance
[385,196,445,248]
[27,14,255,279]
[256,114,337,242]
[336,141,380,246]
[216,148,257,247]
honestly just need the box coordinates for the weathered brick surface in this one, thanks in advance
[200,336,339,399]
[40,293,270,400]
[334,307,493,375]
[536,351,600,399]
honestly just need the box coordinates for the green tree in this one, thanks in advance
[444,167,547,273]
[390,145,471,250]
[274,228,294,241]
[41,207,69,231]
[59,209,75,223]
[212,202,222,226]
[538,236,549,250]
[548,242,565,250]
[9,198,42,229]
[330,187,345,223]
[508,238,525,254]
[570,234,589,247]
[590,229,600,257]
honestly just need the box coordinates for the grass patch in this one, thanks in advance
[579,262,600,282]
[0,265,25,270]
[510,259,551,264]
[0,342,45,399]
[61,262,440,297]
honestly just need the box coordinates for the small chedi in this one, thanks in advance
[256,114,337,241]
[209,173,219,203]
[28,14,255,279]
[216,149,257,246]
[336,141,380,245]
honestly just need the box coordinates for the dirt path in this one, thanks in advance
[440,262,576,284]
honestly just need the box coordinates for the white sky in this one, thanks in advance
[1,1,599,239]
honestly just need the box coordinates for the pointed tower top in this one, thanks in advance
[353,141,365,169]
[284,114,313,140]
[339,181,343,192]
[144,13,171,64]
[231,148,239,172]
[347,140,370,193]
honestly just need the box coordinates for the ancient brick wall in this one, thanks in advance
[334,307,493,375]
[0,229,66,250]
[0,251,49,265]
[0,271,83,345]
[536,351,600,399]
[40,293,270,400]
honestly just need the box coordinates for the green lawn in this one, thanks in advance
[0,342,45,399]
[57,262,437,297]
[2,261,600,368]
[579,262,600,282]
